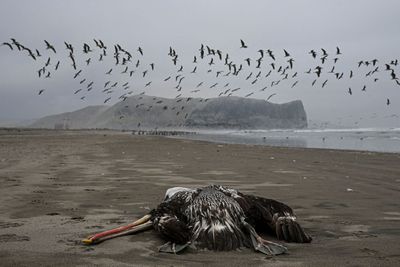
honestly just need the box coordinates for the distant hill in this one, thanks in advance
[30,95,307,130]
[186,97,307,129]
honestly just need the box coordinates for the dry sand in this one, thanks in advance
[0,129,399,266]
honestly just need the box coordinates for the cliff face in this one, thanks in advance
[185,97,307,129]
[30,95,307,129]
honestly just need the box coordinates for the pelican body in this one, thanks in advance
[83,185,311,255]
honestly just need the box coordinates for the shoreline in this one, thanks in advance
[1,127,399,155]
[0,130,400,266]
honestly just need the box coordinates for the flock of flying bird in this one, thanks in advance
[1,38,399,119]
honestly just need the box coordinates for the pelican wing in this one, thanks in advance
[236,193,312,243]
[150,190,193,244]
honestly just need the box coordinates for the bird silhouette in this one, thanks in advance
[267,49,275,60]
[240,39,248,48]
[2,42,13,50]
[73,70,82,79]
[287,58,294,69]
[83,43,92,53]
[45,57,51,67]
[283,49,290,57]
[44,40,56,53]
[309,50,316,58]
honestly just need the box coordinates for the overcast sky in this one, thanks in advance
[1,0,399,127]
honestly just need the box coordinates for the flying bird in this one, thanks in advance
[138,47,143,56]
[283,49,290,57]
[83,43,92,53]
[44,40,56,53]
[309,50,317,58]
[240,39,247,48]
[73,70,82,79]
[287,58,294,69]
[267,49,275,61]
[1,42,13,50]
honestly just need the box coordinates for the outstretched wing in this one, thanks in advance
[150,189,193,244]
[235,192,312,243]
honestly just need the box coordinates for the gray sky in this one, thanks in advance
[1,0,400,128]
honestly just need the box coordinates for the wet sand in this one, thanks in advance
[0,129,400,266]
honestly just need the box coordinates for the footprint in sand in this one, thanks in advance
[0,221,24,228]
[0,234,30,242]
[314,201,349,209]
[340,224,377,240]
[360,247,379,256]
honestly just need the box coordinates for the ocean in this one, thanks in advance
[177,128,400,153]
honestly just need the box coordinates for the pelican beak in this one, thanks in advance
[82,214,152,245]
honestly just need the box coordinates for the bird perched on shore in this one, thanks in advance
[82,185,311,255]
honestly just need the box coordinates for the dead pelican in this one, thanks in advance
[82,185,311,255]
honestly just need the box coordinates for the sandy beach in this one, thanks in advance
[0,129,399,266]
